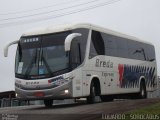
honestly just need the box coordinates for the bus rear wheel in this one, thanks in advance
[139,81,147,99]
[44,99,53,107]
[87,82,96,104]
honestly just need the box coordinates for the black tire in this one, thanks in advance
[87,82,96,104]
[100,95,114,102]
[44,99,53,107]
[139,81,147,99]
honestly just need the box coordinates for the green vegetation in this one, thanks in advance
[125,102,160,120]
[128,102,160,114]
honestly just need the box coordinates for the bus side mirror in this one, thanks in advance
[4,40,19,57]
[64,33,82,51]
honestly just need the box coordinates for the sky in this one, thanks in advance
[0,0,160,92]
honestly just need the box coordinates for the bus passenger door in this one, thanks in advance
[82,70,91,96]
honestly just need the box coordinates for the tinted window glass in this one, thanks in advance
[89,39,98,58]
[144,44,155,61]
[70,40,81,69]
[89,30,155,61]
[102,33,117,57]
[89,30,105,58]
[15,28,89,79]
[116,37,128,58]
[70,28,89,69]
[128,41,146,60]
[72,28,89,62]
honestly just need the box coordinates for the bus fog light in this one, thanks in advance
[64,89,69,94]
[15,93,18,97]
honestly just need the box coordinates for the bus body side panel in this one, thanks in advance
[71,68,83,98]
[82,69,102,96]
[83,55,157,96]
[145,61,157,91]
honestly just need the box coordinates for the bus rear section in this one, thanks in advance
[83,29,157,102]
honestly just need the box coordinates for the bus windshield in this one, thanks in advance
[15,31,70,79]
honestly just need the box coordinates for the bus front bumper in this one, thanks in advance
[15,81,73,100]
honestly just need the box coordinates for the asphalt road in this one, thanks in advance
[0,98,160,120]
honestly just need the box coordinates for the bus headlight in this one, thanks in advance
[64,89,69,94]
[15,93,18,97]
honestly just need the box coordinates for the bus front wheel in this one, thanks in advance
[44,99,53,107]
[87,82,96,104]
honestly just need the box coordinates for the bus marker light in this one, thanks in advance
[48,80,52,84]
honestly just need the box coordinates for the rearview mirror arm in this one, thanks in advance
[64,33,82,51]
[4,40,19,57]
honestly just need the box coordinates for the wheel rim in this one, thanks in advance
[141,88,144,97]
[92,86,95,97]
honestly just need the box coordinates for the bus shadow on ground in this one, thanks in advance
[27,100,89,110]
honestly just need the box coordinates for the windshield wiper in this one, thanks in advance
[41,50,53,76]
[41,56,53,76]
[24,49,38,77]
[24,48,53,78]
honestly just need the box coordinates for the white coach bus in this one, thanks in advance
[4,23,157,107]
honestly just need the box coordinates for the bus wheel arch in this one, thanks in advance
[87,77,101,104]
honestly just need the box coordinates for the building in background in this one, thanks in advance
[0,91,16,107]
[0,91,33,107]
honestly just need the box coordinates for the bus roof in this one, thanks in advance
[22,23,153,45]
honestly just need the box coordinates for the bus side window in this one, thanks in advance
[89,30,105,58]
[70,39,81,69]
[73,28,89,63]
[103,34,117,57]
[144,44,155,61]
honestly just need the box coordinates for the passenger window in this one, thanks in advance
[89,30,105,58]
